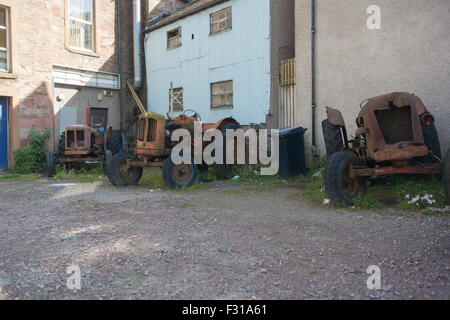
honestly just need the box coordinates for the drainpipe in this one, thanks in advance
[116,0,123,129]
[311,0,318,158]
[132,0,143,90]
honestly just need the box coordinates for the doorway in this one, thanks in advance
[0,97,8,170]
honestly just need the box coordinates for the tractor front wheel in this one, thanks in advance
[107,151,143,186]
[163,157,198,189]
[444,148,450,205]
[324,151,365,206]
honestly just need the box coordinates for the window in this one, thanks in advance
[0,6,10,72]
[211,81,233,109]
[167,27,181,49]
[210,7,232,35]
[68,0,95,52]
[169,87,183,111]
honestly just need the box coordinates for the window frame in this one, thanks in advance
[0,5,10,72]
[65,0,98,56]
[169,87,184,112]
[210,80,234,109]
[210,6,232,35]
[167,27,182,49]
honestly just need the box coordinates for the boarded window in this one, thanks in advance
[169,87,184,111]
[210,7,232,35]
[68,0,95,51]
[167,27,181,49]
[211,81,233,109]
[0,6,10,72]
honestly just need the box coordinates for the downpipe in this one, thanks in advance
[132,0,143,90]
[311,0,319,158]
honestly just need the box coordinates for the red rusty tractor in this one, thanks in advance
[46,107,122,177]
[322,92,449,205]
[106,81,240,189]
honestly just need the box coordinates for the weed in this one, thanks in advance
[13,129,51,174]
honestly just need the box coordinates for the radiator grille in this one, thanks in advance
[147,119,158,142]
[137,118,146,141]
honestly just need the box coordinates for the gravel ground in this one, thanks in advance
[0,176,448,300]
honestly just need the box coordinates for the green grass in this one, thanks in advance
[180,202,196,208]
[298,155,447,212]
[53,163,106,182]
[229,165,291,188]
[0,173,41,181]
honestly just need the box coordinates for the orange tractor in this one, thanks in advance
[107,82,240,189]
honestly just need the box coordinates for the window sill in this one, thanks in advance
[0,72,18,79]
[67,47,100,58]
[211,106,233,110]
[210,28,232,37]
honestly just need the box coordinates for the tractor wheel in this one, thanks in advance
[46,152,55,178]
[422,123,442,160]
[212,123,240,180]
[444,149,450,205]
[58,132,66,157]
[107,151,142,186]
[322,119,344,157]
[108,130,123,156]
[163,156,198,189]
[104,149,113,175]
[324,151,365,206]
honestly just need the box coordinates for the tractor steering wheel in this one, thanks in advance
[182,109,202,121]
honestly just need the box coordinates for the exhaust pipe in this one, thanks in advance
[132,0,142,90]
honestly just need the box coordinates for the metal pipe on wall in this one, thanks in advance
[116,0,123,130]
[311,0,318,157]
[132,0,143,90]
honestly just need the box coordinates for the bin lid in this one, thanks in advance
[279,126,307,138]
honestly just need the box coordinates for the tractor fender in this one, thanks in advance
[326,107,346,128]
[202,117,240,132]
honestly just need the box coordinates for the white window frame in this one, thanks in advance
[68,0,95,52]
[0,6,10,72]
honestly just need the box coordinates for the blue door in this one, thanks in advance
[0,98,8,170]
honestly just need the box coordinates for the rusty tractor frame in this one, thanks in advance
[106,81,240,189]
[322,92,449,205]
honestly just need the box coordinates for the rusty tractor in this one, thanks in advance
[106,81,240,189]
[322,92,449,205]
[46,108,122,177]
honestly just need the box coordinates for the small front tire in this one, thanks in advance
[107,151,143,187]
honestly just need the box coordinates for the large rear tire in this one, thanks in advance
[322,119,344,157]
[212,123,240,180]
[324,151,365,206]
[422,123,442,160]
[46,152,55,177]
[58,132,66,157]
[444,149,450,205]
[107,130,122,156]
[163,157,198,189]
[107,151,142,186]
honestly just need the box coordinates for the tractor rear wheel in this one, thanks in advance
[107,130,122,156]
[444,148,450,205]
[324,151,365,206]
[212,123,240,180]
[163,157,198,189]
[422,123,442,161]
[46,152,55,177]
[58,132,66,157]
[322,119,344,157]
[107,151,142,186]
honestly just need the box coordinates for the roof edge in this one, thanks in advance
[144,0,230,33]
